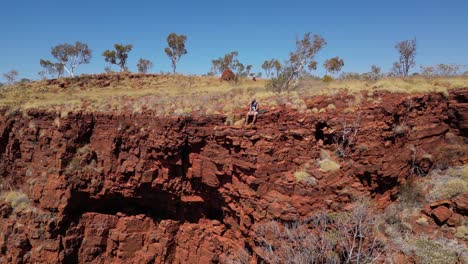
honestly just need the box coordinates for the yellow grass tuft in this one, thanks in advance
[318,159,341,172]
[4,191,29,209]
[455,225,468,240]
[293,170,310,181]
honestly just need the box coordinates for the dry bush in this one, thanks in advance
[253,200,385,264]
[333,115,360,158]
[64,145,99,176]
[224,247,251,264]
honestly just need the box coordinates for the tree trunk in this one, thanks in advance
[63,65,74,78]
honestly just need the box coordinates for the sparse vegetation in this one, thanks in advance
[42,41,92,78]
[39,59,65,79]
[369,65,382,81]
[0,74,466,116]
[322,74,333,82]
[422,166,468,201]
[64,145,99,176]
[455,225,468,240]
[254,200,386,264]
[3,70,19,84]
[3,191,29,209]
[164,33,188,74]
[333,116,360,158]
[393,38,417,77]
[323,56,344,75]
[211,51,252,81]
[137,58,153,73]
[318,159,341,172]
[420,64,465,77]
[317,150,341,172]
[411,238,461,264]
[293,168,316,185]
[261,59,282,78]
[103,44,133,72]
[378,165,468,262]
[267,33,326,93]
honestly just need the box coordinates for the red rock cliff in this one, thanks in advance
[0,89,466,263]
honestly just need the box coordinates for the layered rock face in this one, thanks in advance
[0,89,466,263]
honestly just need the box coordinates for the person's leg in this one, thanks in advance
[245,112,251,125]
[252,112,258,125]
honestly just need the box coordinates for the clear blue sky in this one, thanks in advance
[1,0,467,79]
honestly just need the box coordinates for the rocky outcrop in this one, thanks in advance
[448,87,468,137]
[220,69,235,81]
[0,90,466,263]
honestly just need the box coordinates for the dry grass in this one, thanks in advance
[3,190,30,210]
[422,165,468,201]
[0,74,466,116]
[318,159,341,172]
[293,170,316,185]
[303,75,468,96]
[410,237,463,264]
[380,173,468,262]
[455,225,468,240]
[316,149,341,172]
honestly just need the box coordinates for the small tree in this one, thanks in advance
[48,41,92,78]
[391,62,404,77]
[420,64,462,77]
[394,38,416,77]
[268,33,326,93]
[324,57,344,75]
[137,58,153,73]
[164,33,187,74]
[102,44,133,72]
[262,59,282,78]
[39,59,65,79]
[211,51,241,74]
[243,65,253,78]
[273,59,282,77]
[3,70,18,84]
[211,51,251,81]
[262,60,274,77]
[367,65,382,81]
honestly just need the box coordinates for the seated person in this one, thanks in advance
[245,97,259,125]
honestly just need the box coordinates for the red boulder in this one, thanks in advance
[220,69,235,81]
[431,206,452,224]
